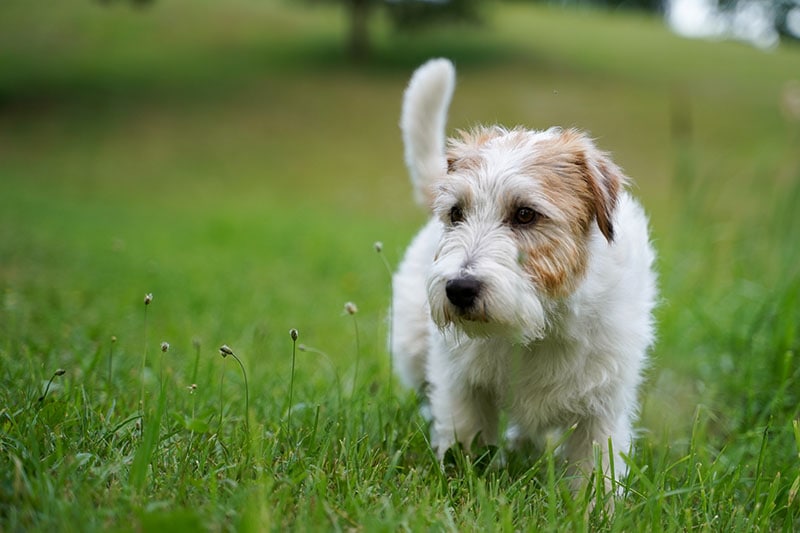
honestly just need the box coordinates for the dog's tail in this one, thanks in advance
[401,58,455,207]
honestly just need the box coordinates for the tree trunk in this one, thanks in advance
[348,0,370,61]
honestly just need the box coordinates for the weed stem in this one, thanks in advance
[141,294,152,425]
[288,329,298,440]
[37,368,66,404]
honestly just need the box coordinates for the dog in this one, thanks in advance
[391,59,657,492]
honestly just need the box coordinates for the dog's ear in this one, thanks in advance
[560,131,625,243]
[581,149,623,242]
[537,129,626,242]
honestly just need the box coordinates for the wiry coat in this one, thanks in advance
[391,59,657,486]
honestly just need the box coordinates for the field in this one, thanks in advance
[1,0,799,530]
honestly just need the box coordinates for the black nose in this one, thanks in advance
[445,277,482,309]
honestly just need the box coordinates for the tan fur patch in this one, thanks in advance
[517,129,623,294]
[441,126,624,297]
[446,126,511,174]
[525,129,622,241]
[518,228,589,297]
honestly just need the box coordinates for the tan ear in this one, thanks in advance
[541,129,626,242]
[579,147,624,243]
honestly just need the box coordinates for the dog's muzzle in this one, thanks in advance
[445,277,482,310]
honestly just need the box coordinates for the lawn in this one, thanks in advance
[0,0,798,530]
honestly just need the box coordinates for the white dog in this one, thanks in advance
[391,59,657,489]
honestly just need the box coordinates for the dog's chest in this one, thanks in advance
[460,338,593,425]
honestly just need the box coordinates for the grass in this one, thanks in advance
[1,0,799,530]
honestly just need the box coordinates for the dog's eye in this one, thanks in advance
[513,207,539,226]
[449,205,465,225]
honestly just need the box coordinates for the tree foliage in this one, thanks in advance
[386,0,485,29]
[308,0,486,60]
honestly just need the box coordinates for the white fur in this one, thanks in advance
[400,58,455,206]
[392,59,657,489]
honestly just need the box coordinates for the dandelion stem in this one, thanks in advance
[351,315,360,397]
[342,303,360,398]
[159,343,169,425]
[182,385,197,478]
[37,368,66,404]
[288,329,298,440]
[218,369,225,433]
[159,348,165,392]
[298,343,341,407]
[229,352,250,438]
[108,336,116,394]
[191,338,200,385]
[141,308,147,412]
[191,386,196,420]
[141,295,152,426]
[218,343,249,450]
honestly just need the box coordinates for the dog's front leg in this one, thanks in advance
[562,415,632,507]
[427,378,499,461]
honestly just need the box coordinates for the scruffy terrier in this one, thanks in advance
[391,59,657,490]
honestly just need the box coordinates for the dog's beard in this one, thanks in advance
[427,270,550,345]
[426,223,557,345]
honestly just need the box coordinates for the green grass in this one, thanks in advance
[1,0,799,530]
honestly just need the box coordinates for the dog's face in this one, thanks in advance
[426,126,624,342]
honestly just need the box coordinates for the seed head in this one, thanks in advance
[188,383,197,394]
[111,335,117,343]
[161,341,170,353]
[374,241,383,253]
[219,344,234,358]
[344,302,358,315]
[55,368,66,376]
[144,293,153,305]
[289,328,299,341]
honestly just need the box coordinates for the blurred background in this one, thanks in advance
[1,0,798,437]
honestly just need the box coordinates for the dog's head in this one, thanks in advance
[425,126,626,342]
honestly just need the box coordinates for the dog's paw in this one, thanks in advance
[440,433,502,474]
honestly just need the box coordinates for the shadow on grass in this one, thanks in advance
[285,31,526,73]
[0,29,527,110]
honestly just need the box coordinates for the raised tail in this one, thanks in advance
[400,58,455,207]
